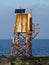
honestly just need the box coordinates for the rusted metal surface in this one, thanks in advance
[11,9,40,56]
[14,14,32,33]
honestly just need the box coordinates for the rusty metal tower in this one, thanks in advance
[10,8,40,56]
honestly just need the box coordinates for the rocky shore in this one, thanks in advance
[0,55,49,65]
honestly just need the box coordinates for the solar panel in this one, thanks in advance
[15,9,25,13]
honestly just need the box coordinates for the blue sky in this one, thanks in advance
[0,0,49,6]
[0,0,49,39]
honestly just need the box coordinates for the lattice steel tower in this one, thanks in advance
[10,8,40,56]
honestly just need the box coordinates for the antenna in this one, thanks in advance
[30,8,32,14]
[27,8,32,14]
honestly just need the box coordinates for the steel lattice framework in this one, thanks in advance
[10,9,40,56]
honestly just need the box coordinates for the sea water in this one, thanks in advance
[0,39,49,56]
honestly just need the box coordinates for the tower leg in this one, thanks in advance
[26,33,32,56]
